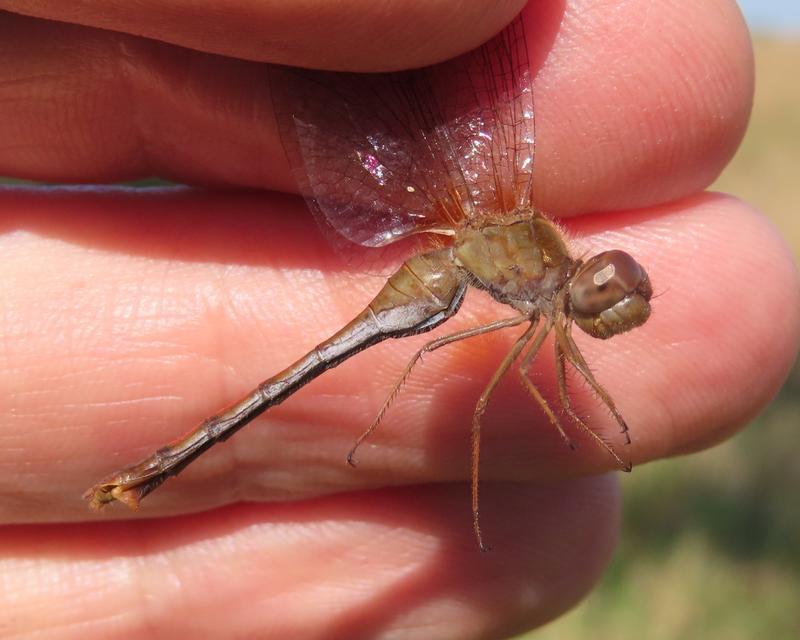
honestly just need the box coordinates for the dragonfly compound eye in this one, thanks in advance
[569,250,653,339]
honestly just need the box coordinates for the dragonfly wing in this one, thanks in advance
[431,16,535,219]
[270,14,535,250]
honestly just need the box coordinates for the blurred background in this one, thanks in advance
[527,1,800,637]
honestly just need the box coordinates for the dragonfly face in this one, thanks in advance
[568,250,653,339]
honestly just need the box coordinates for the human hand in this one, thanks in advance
[1,1,797,638]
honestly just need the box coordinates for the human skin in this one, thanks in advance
[0,0,798,638]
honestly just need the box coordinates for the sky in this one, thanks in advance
[738,0,800,33]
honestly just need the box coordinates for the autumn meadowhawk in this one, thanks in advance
[85,15,653,550]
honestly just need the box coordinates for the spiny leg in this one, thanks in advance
[472,318,540,552]
[563,321,631,445]
[553,327,631,470]
[517,321,576,450]
[555,321,632,471]
[346,314,530,466]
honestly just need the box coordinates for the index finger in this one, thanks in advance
[0,0,752,215]
[0,0,526,71]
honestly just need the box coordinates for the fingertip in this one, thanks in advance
[574,193,799,459]
[534,0,754,214]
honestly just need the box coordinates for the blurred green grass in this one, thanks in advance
[524,36,800,640]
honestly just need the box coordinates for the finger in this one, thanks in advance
[0,188,796,522]
[0,480,619,639]
[0,0,752,215]
[530,0,753,215]
[0,0,526,71]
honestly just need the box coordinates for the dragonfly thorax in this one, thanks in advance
[453,216,576,314]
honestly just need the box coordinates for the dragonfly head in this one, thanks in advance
[568,250,652,339]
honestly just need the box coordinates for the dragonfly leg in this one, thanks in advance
[471,319,540,552]
[517,320,576,450]
[346,313,530,466]
[554,321,632,471]
[553,333,631,468]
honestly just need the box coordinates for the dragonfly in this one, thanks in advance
[85,15,652,550]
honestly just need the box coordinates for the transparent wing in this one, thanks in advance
[434,16,535,221]
[270,14,534,250]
